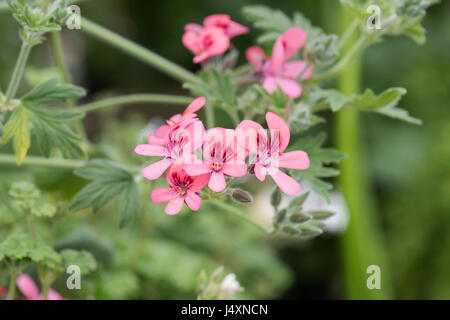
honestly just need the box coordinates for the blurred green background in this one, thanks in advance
[0,0,449,299]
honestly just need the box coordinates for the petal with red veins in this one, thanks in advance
[236,120,266,154]
[266,111,291,153]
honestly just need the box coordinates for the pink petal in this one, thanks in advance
[282,60,312,79]
[190,173,211,192]
[48,289,64,300]
[236,120,266,154]
[183,119,205,153]
[184,162,212,176]
[184,96,206,115]
[223,163,247,177]
[17,274,39,300]
[278,27,307,61]
[142,158,172,180]
[185,191,202,211]
[184,23,203,33]
[151,187,177,204]
[203,27,230,56]
[182,30,202,54]
[209,171,226,192]
[246,46,266,69]
[266,111,290,153]
[263,76,302,98]
[254,162,267,182]
[134,144,169,157]
[148,125,170,145]
[193,52,210,64]
[227,21,249,38]
[203,14,231,28]
[278,150,310,170]
[269,169,300,196]
[165,196,184,215]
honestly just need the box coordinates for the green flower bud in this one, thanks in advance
[230,188,253,203]
[305,34,339,66]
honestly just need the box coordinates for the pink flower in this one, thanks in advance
[151,160,210,215]
[203,14,248,38]
[0,285,7,299]
[184,128,248,192]
[147,97,205,146]
[236,112,310,196]
[246,27,312,98]
[17,274,64,300]
[182,26,230,64]
[135,120,205,180]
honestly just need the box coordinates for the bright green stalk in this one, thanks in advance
[4,42,32,104]
[6,270,18,300]
[334,5,393,299]
[81,19,198,84]
[208,201,269,233]
[78,94,193,113]
[0,154,85,169]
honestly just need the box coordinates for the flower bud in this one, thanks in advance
[305,34,339,66]
[270,187,282,208]
[230,188,253,203]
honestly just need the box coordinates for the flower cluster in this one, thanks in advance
[135,98,310,215]
[182,14,312,99]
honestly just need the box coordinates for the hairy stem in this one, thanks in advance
[7,270,18,300]
[5,42,32,104]
[81,19,198,84]
[209,201,268,233]
[78,94,193,113]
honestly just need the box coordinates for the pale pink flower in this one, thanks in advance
[182,26,230,64]
[135,120,205,180]
[246,27,312,98]
[236,112,310,196]
[17,274,64,300]
[147,97,205,146]
[203,14,248,38]
[151,160,210,215]
[184,128,247,192]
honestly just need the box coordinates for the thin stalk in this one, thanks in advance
[204,102,215,128]
[78,94,193,113]
[81,19,198,84]
[7,270,18,300]
[209,201,268,233]
[27,215,39,243]
[313,36,369,84]
[5,42,32,104]
[337,18,359,50]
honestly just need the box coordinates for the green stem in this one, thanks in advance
[337,18,359,50]
[27,215,39,243]
[50,31,71,84]
[5,42,32,104]
[204,102,215,128]
[313,36,369,84]
[81,19,198,84]
[78,94,193,113]
[7,270,18,300]
[209,201,268,233]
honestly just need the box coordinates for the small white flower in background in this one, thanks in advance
[220,273,242,294]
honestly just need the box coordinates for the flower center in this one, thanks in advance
[211,161,222,172]
[178,186,188,196]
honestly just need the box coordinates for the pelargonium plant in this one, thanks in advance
[0,0,437,300]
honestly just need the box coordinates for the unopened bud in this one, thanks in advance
[270,188,281,208]
[230,188,253,203]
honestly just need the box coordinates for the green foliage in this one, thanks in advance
[60,249,97,274]
[7,0,68,35]
[242,5,324,47]
[290,133,346,202]
[1,78,86,163]
[312,87,421,124]
[70,160,140,228]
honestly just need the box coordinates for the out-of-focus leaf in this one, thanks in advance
[1,106,30,164]
[60,249,97,274]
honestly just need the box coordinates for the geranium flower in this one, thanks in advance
[236,112,310,196]
[182,26,230,64]
[17,274,64,300]
[135,120,205,180]
[184,128,247,192]
[147,97,205,146]
[151,160,210,215]
[203,14,248,38]
[246,27,312,98]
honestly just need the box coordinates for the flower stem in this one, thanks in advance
[78,94,193,113]
[313,36,369,84]
[81,18,199,84]
[5,42,32,104]
[205,102,215,128]
[7,270,18,300]
[209,201,268,233]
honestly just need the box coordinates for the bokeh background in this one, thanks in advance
[0,0,449,299]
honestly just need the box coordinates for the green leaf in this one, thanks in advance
[0,233,35,261]
[308,210,335,220]
[70,160,140,227]
[60,249,97,275]
[30,202,57,218]
[339,0,368,19]
[311,88,352,112]
[31,242,63,271]
[1,106,30,164]
[403,19,426,44]
[22,78,86,105]
[290,133,346,202]
[23,102,85,158]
